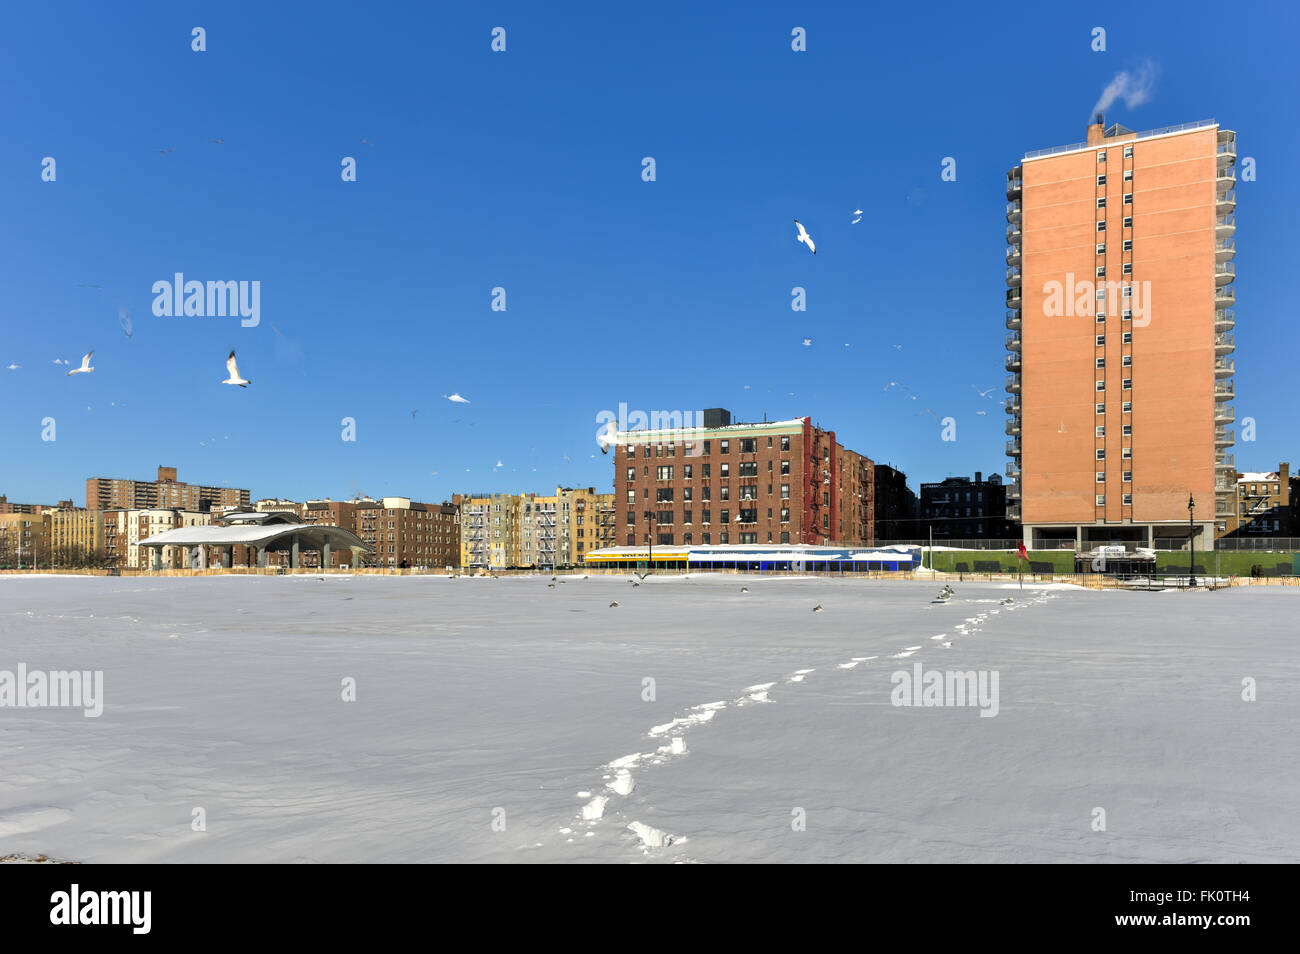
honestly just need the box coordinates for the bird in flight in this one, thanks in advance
[222,351,250,388]
[972,385,998,399]
[360,139,375,147]
[77,283,104,290]
[410,409,418,418]
[5,363,20,371]
[851,209,863,224]
[157,148,176,156]
[66,352,94,376]
[209,138,224,145]
[802,337,813,347]
[444,392,470,404]
[916,408,939,420]
[119,307,133,339]
[892,344,903,351]
[794,219,817,254]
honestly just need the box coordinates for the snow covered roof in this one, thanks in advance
[139,523,371,551]
[1237,472,1279,482]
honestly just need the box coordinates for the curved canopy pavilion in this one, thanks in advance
[138,510,372,570]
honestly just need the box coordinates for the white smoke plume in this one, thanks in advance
[1091,60,1158,118]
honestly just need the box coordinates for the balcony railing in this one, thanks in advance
[1006,168,1023,197]
[1215,358,1235,377]
[1023,118,1216,160]
[1005,287,1021,306]
[1215,262,1235,284]
[1006,331,1021,350]
[1217,453,1235,470]
[1006,200,1022,223]
[1215,309,1234,330]
[1005,418,1021,436]
[1005,397,1020,415]
[1215,428,1234,446]
[1217,168,1237,190]
[1215,238,1235,260]
[1215,332,1234,353]
[1006,439,1021,457]
[1006,309,1021,331]
[1217,213,1236,232]
[1006,482,1021,500]
[1006,247,1021,269]
[1005,353,1021,373]
[1006,265,1021,286]
[1007,225,1021,244]
[1006,373,1021,393]
[1217,189,1236,211]
[1006,462,1020,478]
[1215,403,1234,423]
[1216,286,1235,306]
[1215,381,1234,400]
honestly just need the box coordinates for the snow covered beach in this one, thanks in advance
[1,574,1296,863]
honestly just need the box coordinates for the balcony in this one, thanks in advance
[1215,308,1235,331]
[1005,352,1021,372]
[1006,245,1021,268]
[1006,482,1021,500]
[1215,403,1234,424]
[1006,462,1020,479]
[1217,189,1236,213]
[1006,373,1021,394]
[1216,453,1235,471]
[1215,427,1234,448]
[1006,438,1021,458]
[1006,286,1021,308]
[1215,332,1234,354]
[1006,309,1021,331]
[1006,331,1022,351]
[1006,265,1021,287]
[1216,213,1236,237]
[1006,200,1022,224]
[1006,167,1022,198]
[1215,286,1235,307]
[1216,497,1234,516]
[1215,358,1235,378]
[1005,396,1020,415]
[1005,418,1021,437]
[1215,381,1234,401]
[1217,166,1237,191]
[1217,129,1236,154]
[1215,262,1235,285]
[1215,238,1235,262]
[1007,224,1021,245]
[1006,502,1021,521]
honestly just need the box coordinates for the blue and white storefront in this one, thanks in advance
[583,544,922,573]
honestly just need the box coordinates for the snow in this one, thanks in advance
[1,574,1297,863]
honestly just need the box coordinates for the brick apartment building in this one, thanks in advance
[0,495,50,514]
[918,472,1017,540]
[303,496,458,568]
[87,466,249,513]
[1007,116,1238,548]
[873,464,918,541]
[1219,463,1291,538]
[612,409,875,548]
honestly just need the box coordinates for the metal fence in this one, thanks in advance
[880,538,1300,553]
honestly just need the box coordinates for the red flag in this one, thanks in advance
[1017,542,1028,560]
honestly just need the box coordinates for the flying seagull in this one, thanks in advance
[972,385,997,399]
[411,409,418,418]
[444,392,470,404]
[794,219,816,255]
[802,337,813,347]
[892,344,903,350]
[222,351,250,388]
[157,148,176,156]
[5,363,20,371]
[851,209,863,224]
[66,351,94,376]
[77,283,104,290]
[119,307,133,339]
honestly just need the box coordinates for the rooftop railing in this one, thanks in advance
[1024,119,1216,160]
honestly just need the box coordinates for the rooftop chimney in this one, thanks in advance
[1087,113,1106,146]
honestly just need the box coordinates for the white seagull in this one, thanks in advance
[802,337,813,347]
[5,363,19,371]
[222,350,250,387]
[851,209,863,224]
[66,351,94,376]
[972,385,997,399]
[794,219,816,255]
[444,392,470,404]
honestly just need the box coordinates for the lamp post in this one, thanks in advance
[1187,494,1197,589]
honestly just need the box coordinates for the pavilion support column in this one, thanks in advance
[257,547,268,568]
[222,547,232,569]
[290,535,300,570]
[322,540,331,571]
[151,549,161,572]
[351,548,360,570]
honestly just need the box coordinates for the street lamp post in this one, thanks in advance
[1188,494,1197,589]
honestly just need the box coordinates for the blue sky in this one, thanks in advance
[3,1,1296,506]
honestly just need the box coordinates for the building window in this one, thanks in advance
[1122,424,1133,436]
[1096,266,1106,278]
[1122,400,1132,412]
[781,484,790,499]
[1122,263,1132,275]
[1096,358,1106,369]
[1096,403,1105,414]
[1096,243,1106,254]
[1098,152,1106,163]
[1122,239,1132,252]
[1123,169,1133,181]
[1097,220,1106,232]
[1096,426,1105,437]
[1122,309,1133,321]
[1096,335,1105,346]
[1123,216,1133,228]
[1096,494,1107,505]
[683,487,693,502]
[1122,494,1133,505]
[1097,174,1107,185]
[1122,378,1132,390]
[1122,448,1132,459]
[780,507,790,522]
[720,463,729,478]
[1097,313,1106,324]
[1096,381,1106,392]
[1123,146,1133,158]
[702,509,711,524]
[1097,197,1107,209]
[1122,471,1132,483]
[1123,193,1133,204]
[720,440,730,454]
[684,464,692,479]
[739,438,756,453]
[1096,449,1106,460]
[1121,332,1132,344]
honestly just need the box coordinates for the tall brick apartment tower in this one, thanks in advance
[1006,117,1237,549]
